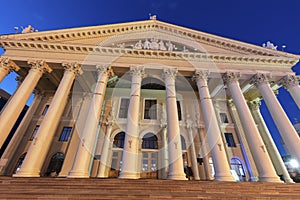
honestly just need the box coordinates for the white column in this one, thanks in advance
[163,68,186,180]
[160,105,168,179]
[68,65,111,178]
[198,127,213,180]
[278,74,300,109]
[186,114,200,180]
[223,72,281,182]
[0,58,20,83]
[119,66,144,179]
[97,116,113,178]
[0,91,43,175]
[251,73,300,168]
[14,62,81,177]
[248,100,294,183]
[0,60,51,149]
[193,70,234,181]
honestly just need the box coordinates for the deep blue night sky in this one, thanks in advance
[0,0,299,155]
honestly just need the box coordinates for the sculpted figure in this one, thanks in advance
[134,40,143,49]
[143,39,150,49]
[159,40,166,50]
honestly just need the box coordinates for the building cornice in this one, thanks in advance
[0,39,298,67]
[1,19,299,59]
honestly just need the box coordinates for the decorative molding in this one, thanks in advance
[278,74,300,88]
[27,60,52,73]
[129,66,145,78]
[96,65,112,78]
[248,100,261,111]
[0,57,20,72]
[0,39,298,66]
[222,71,240,85]
[62,62,82,75]
[193,70,209,82]
[162,68,178,81]
[249,73,269,85]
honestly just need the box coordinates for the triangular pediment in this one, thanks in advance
[1,19,299,59]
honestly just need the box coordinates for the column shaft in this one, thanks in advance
[68,65,110,178]
[279,75,300,109]
[97,123,113,178]
[249,100,293,183]
[14,63,80,177]
[194,70,234,181]
[252,73,300,166]
[119,67,144,179]
[163,68,186,180]
[224,72,281,182]
[0,61,51,149]
[187,127,200,180]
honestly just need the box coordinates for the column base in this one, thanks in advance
[214,173,235,182]
[13,171,40,178]
[167,173,187,180]
[118,171,140,179]
[284,177,295,183]
[258,176,283,183]
[67,171,89,178]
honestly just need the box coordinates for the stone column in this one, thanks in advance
[193,70,234,181]
[119,67,144,179]
[228,100,258,181]
[186,114,200,180]
[278,74,300,109]
[0,91,43,175]
[0,58,20,83]
[97,115,113,178]
[0,60,52,149]
[223,72,281,182]
[251,73,300,167]
[198,127,213,180]
[248,100,294,183]
[68,65,111,178]
[160,107,168,179]
[162,68,186,180]
[14,62,81,177]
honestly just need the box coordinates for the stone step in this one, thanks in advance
[0,177,299,199]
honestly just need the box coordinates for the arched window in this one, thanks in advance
[142,133,158,149]
[230,158,245,178]
[113,132,125,148]
[14,153,27,173]
[46,152,65,177]
[181,135,186,150]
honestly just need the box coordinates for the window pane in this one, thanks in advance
[177,101,182,121]
[30,125,40,141]
[119,98,129,118]
[59,127,72,142]
[42,105,49,116]
[144,100,157,120]
[225,133,236,147]
[220,113,229,123]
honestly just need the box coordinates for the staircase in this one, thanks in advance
[0,177,300,199]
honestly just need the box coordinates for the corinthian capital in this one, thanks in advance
[249,73,269,85]
[0,57,20,72]
[62,62,82,75]
[130,66,145,78]
[248,100,261,111]
[278,74,300,88]
[222,72,240,85]
[28,60,52,73]
[193,70,209,82]
[96,65,112,77]
[162,68,178,81]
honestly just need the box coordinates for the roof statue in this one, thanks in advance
[262,41,278,50]
[21,25,36,34]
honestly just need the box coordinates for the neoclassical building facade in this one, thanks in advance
[0,19,299,183]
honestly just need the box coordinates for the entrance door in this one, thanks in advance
[140,133,158,179]
[110,150,123,177]
[141,151,158,179]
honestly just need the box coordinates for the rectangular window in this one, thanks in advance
[177,101,182,121]
[220,112,229,123]
[118,98,130,118]
[59,127,72,142]
[144,99,157,119]
[30,125,40,140]
[42,105,49,116]
[225,133,236,147]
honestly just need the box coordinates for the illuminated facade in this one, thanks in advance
[0,19,299,183]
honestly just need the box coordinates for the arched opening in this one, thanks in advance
[14,153,27,174]
[141,133,158,179]
[110,132,125,177]
[46,152,65,177]
[141,77,165,90]
[230,158,246,181]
